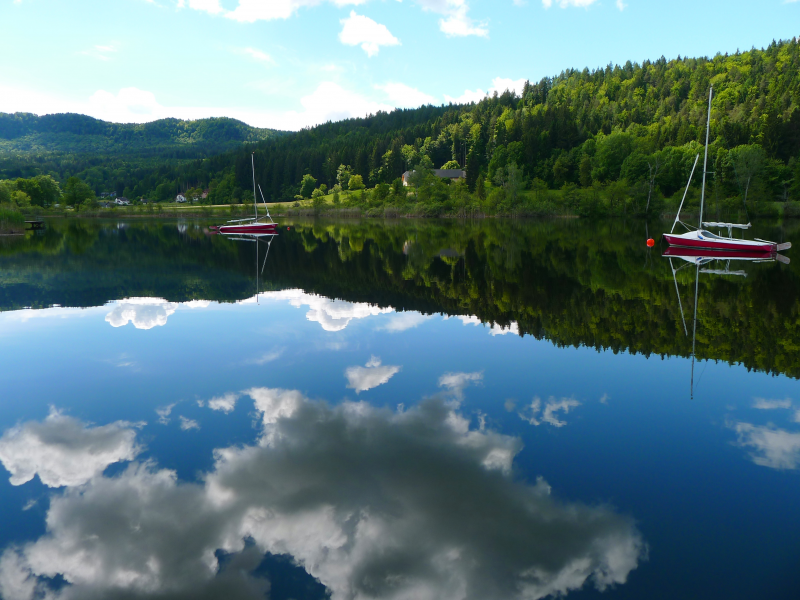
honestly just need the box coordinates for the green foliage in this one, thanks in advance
[441,160,460,169]
[5,40,800,209]
[0,206,24,232]
[337,165,353,190]
[348,174,364,191]
[300,174,317,199]
[63,177,96,206]
[10,175,61,206]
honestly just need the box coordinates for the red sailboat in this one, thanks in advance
[662,87,791,255]
[210,153,278,235]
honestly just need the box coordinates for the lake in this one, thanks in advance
[0,217,798,600]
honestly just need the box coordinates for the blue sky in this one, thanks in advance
[1,0,798,130]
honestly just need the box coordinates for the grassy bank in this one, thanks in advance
[0,206,25,234]
[274,186,800,221]
[16,185,800,223]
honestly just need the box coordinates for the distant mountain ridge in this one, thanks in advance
[0,112,284,157]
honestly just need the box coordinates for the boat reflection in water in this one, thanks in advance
[212,230,277,301]
[664,247,790,397]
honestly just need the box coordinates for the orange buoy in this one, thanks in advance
[646,238,655,247]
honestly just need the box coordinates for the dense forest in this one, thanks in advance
[2,39,800,214]
[0,114,282,200]
[1,217,798,378]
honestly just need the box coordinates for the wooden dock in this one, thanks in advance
[25,220,45,230]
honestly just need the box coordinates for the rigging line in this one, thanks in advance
[261,236,273,275]
[669,257,689,336]
[718,122,752,224]
[694,358,710,394]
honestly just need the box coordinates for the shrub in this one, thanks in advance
[783,202,800,218]
[0,206,25,233]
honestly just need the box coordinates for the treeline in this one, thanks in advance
[4,40,800,211]
[127,39,800,208]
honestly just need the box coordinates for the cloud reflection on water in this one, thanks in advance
[345,356,401,393]
[0,408,141,488]
[0,386,646,600]
[105,298,178,330]
[260,290,392,332]
[518,397,582,428]
[732,422,800,470]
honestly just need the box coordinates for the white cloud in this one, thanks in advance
[490,76,527,95]
[732,422,800,470]
[234,47,275,64]
[0,80,424,131]
[543,397,581,427]
[339,11,400,57]
[445,76,527,104]
[78,44,118,61]
[519,397,581,427]
[752,398,792,410]
[105,297,177,330]
[156,404,175,425]
[179,416,200,431]
[207,393,240,413]
[445,88,487,104]
[225,0,312,22]
[489,321,519,336]
[456,315,482,326]
[345,356,401,393]
[0,409,141,488]
[261,289,392,331]
[616,0,626,9]
[244,387,304,428]
[246,349,284,365]
[225,0,368,23]
[180,0,225,13]
[415,0,488,37]
[377,82,437,107]
[0,388,645,600]
[438,371,483,401]
[542,0,598,7]
[88,87,168,123]
[438,4,488,37]
[290,81,393,127]
[379,312,432,332]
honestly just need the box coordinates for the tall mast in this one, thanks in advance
[699,87,713,228]
[252,152,257,220]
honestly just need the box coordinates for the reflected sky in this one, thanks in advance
[0,387,645,600]
[1,218,799,599]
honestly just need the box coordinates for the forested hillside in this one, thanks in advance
[2,39,800,210]
[0,114,282,198]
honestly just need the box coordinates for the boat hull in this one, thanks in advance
[662,247,774,260]
[214,223,278,235]
[663,232,774,253]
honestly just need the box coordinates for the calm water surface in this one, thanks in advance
[0,217,798,600]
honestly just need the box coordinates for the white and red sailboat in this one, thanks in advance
[210,153,277,235]
[662,87,791,255]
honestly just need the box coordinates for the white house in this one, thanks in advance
[402,169,466,186]
[176,194,187,203]
[114,197,130,206]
